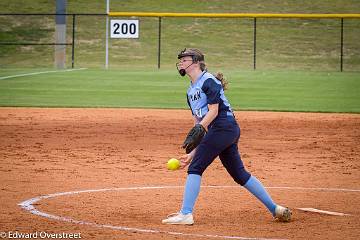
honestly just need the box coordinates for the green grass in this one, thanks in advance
[1,2,359,112]
[0,69,359,113]
[0,1,360,70]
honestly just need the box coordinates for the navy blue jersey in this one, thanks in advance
[186,71,234,124]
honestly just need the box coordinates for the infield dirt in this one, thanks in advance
[0,108,359,239]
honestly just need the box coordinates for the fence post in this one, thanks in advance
[340,18,344,72]
[55,0,67,69]
[158,17,162,69]
[105,0,109,69]
[71,14,76,68]
[253,17,257,70]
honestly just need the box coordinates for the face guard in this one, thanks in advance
[176,48,205,76]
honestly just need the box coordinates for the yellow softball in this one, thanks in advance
[167,158,180,171]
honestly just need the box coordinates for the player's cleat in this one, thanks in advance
[274,205,292,222]
[162,212,194,225]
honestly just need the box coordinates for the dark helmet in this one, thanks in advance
[177,48,205,62]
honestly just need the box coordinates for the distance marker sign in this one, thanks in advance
[110,20,139,38]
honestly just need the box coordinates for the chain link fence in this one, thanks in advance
[1,14,359,71]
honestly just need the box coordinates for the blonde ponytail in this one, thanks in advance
[215,72,228,90]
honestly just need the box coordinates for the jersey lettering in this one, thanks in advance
[194,108,203,118]
[190,90,201,102]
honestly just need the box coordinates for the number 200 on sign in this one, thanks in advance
[110,20,139,38]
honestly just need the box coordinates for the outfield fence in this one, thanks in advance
[0,13,105,69]
[0,13,359,71]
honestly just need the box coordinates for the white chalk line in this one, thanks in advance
[297,208,351,216]
[18,185,359,240]
[0,68,87,80]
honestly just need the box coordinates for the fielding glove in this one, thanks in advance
[182,124,207,154]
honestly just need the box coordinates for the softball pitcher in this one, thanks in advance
[162,48,292,225]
